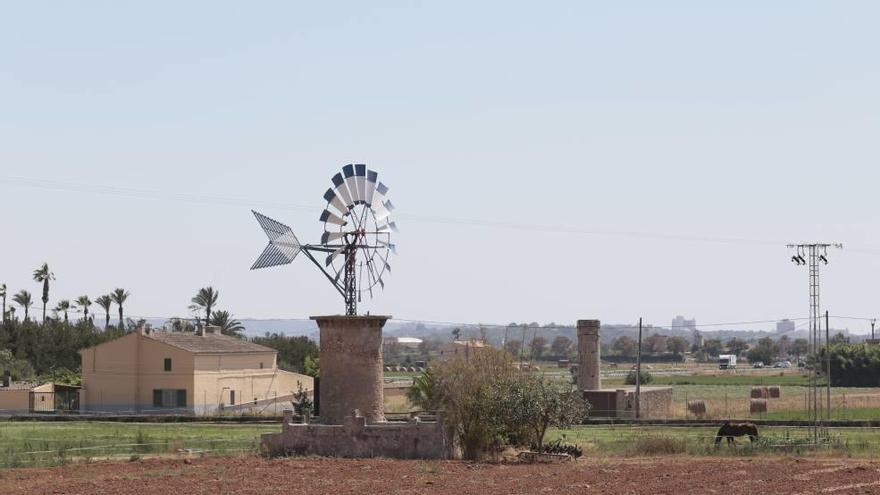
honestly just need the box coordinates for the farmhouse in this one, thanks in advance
[80,326,312,415]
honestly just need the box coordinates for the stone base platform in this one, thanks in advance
[261,410,453,459]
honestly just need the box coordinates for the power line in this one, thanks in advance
[5,174,880,252]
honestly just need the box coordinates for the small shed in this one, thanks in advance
[0,381,80,414]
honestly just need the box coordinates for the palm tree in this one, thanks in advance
[0,283,6,322]
[54,300,72,322]
[32,263,55,323]
[110,288,129,327]
[75,296,92,324]
[190,287,219,323]
[95,295,113,330]
[12,290,33,321]
[209,310,245,337]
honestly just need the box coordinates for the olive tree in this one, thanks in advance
[408,349,590,459]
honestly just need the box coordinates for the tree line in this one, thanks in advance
[1,265,317,381]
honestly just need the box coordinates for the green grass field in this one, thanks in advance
[0,422,279,468]
[602,373,810,387]
[2,421,880,469]
[548,425,880,456]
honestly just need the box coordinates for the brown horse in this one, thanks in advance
[715,421,758,446]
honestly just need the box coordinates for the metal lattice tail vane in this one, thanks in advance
[251,164,397,315]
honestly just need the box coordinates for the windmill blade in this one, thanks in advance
[320,209,347,226]
[325,245,345,266]
[332,173,355,209]
[355,164,368,206]
[383,199,395,212]
[323,188,348,216]
[374,206,392,222]
[377,221,399,233]
[365,169,378,207]
[343,164,362,205]
[377,239,397,255]
[370,181,389,211]
[321,231,345,244]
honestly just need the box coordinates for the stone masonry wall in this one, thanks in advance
[312,315,389,425]
[262,411,452,459]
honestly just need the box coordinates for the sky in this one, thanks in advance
[1,2,878,332]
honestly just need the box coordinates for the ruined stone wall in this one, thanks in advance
[262,412,451,459]
[312,315,389,425]
[621,387,673,419]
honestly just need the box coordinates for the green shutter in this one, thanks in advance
[176,389,187,408]
[153,389,162,407]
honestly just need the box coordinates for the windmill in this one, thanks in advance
[251,164,397,316]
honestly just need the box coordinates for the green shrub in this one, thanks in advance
[624,370,653,385]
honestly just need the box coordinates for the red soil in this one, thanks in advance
[1,455,879,495]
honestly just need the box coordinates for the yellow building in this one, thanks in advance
[436,340,488,361]
[80,326,312,415]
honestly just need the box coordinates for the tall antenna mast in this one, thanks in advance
[787,242,841,442]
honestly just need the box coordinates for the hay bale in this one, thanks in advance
[750,387,769,399]
[750,399,768,414]
[687,399,707,416]
[768,386,781,398]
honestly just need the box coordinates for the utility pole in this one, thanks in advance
[872,319,876,341]
[635,317,642,420]
[826,310,831,419]
[787,242,841,442]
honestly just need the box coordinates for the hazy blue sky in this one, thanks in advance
[1,2,878,331]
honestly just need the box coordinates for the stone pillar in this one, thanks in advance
[311,315,390,425]
[577,319,601,390]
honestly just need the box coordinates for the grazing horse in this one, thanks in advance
[715,421,759,446]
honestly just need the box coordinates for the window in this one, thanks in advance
[152,389,187,408]
[164,358,172,372]
[259,362,264,369]
[230,390,235,406]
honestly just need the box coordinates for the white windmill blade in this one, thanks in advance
[343,164,362,205]
[365,169,378,207]
[377,221,398,233]
[331,172,355,209]
[355,164,368,205]
[325,245,345,266]
[376,239,397,255]
[319,209,347,226]
[321,231,345,244]
[370,181,389,211]
[323,188,348,216]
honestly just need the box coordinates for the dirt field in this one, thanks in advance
[2,455,880,494]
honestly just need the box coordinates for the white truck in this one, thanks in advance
[719,354,737,370]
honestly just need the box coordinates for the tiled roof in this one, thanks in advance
[144,331,275,354]
[0,382,41,391]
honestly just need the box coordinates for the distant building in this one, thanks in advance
[671,315,697,332]
[383,336,423,349]
[776,319,796,334]
[437,340,487,361]
[80,326,312,415]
